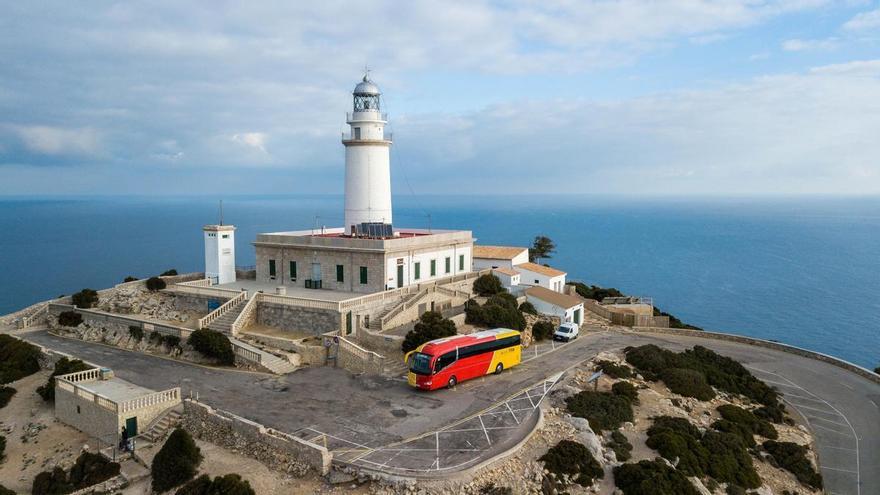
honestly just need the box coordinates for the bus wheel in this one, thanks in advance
[495,363,504,375]
[447,376,457,389]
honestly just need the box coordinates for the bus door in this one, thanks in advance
[432,351,457,385]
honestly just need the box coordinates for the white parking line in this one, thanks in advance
[478,415,491,446]
[811,423,855,438]
[822,466,860,474]
[505,402,520,424]
[809,415,851,428]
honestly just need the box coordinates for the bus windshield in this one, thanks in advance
[409,352,433,375]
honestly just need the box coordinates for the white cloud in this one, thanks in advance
[782,38,839,51]
[231,132,268,154]
[11,125,101,155]
[843,7,880,30]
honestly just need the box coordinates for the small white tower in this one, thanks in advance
[203,224,236,284]
[343,74,393,235]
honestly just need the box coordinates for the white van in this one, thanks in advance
[553,322,579,342]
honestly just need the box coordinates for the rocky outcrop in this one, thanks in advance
[98,284,194,323]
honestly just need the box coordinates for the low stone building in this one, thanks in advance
[54,367,181,446]
[525,286,584,326]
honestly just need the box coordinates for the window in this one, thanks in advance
[336,264,344,283]
[414,262,421,280]
[222,234,229,239]
[459,254,465,271]
[430,259,436,277]
[535,279,540,284]
[445,257,451,274]
[354,127,361,140]
[77,405,81,414]
[434,351,456,372]
[268,259,276,278]
[359,266,368,284]
[289,261,297,281]
[459,335,522,359]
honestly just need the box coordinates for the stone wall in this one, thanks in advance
[242,333,328,366]
[255,245,385,294]
[334,338,385,375]
[635,327,880,385]
[55,386,119,442]
[173,293,230,313]
[355,326,403,356]
[183,399,331,476]
[256,302,341,335]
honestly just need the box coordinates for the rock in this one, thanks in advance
[566,417,604,462]
[688,477,712,495]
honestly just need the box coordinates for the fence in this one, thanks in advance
[197,291,247,329]
[230,293,260,336]
[17,302,49,329]
[338,269,485,312]
[231,342,263,364]
[259,293,342,311]
[334,335,386,374]
[170,284,243,299]
[178,278,213,288]
[118,388,181,414]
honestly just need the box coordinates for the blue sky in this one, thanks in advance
[1,1,878,195]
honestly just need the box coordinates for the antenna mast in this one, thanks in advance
[219,200,224,226]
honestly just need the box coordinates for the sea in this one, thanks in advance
[1,195,878,369]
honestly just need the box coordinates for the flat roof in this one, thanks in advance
[216,279,364,302]
[79,378,154,403]
[473,245,528,260]
[255,226,474,253]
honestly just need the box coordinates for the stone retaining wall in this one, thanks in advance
[256,302,341,335]
[355,326,403,356]
[635,326,880,385]
[182,399,331,476]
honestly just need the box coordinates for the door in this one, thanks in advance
[125,417,138,436]
[311,263,321,281]
[396,265,404,288]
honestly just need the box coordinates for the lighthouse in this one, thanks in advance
[343,75,393,235]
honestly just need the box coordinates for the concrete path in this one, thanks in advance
[20,328,879,492]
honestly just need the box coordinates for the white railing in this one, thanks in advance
[230,293,260,336]
[198,291,247,329]
[118,387,181,413]
[232,342,262,364]
[259,293,341,311]
[18,303,49,329]
[339,269,486,311]
[171,284,243,298]
[177,278,213,287]
[337,335,384,363]
[57,368,101,383]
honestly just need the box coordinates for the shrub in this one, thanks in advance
[146,276,167,291]
[531,320,554,341]
[701,431,761,489]
[473,274,505,296]
[128,325,144,341]
[162,335,182,348]
[613,459,699,495]
[607,430,633,462]
[0,386,16,409]
[596,360,633,379]
[754,403,786,424]
[712,404,777,447]
[188,329,234,365]
[176,473,255,495]
[465,294,526,330]
[68,451,120,489]
[518,301,537,315]
[762,440,823,489]
[152,428,202,493]
[566,391,634,431]
[71,288,99,309]
[0,435,5,461]
[401,311,457,353]
[612,381,639,404]
[37,357,91,402]
[32,466,72,495]
[160,269,179,276]
[567,281,624,301]
[875,366,879,375]
[539,440,603,487]
[726,485,747,495]
[123,276,138,282]
[0,335,42,384]
[57,311,83,328]
[0,483,14,495]
[660,368,715,401]
[478,483,512,495]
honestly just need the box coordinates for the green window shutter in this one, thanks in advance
[459,254,464,271]
[289,261,297,280]
[445,257,451,273]
[336,264,344,282]
[414,262,421,280]
[269,259,276,277]
[360,266,368,284]
[430,259,436,276]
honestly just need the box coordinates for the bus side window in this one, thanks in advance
[434,351,456,372]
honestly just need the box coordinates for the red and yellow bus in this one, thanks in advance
[405,328,522,390]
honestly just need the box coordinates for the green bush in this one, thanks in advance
[32,466,72,495]
[37,357,91,402]
[653,306,703,330]
[161,269,179,276]
[596,360,633,379]
[478,483,513,495]
[152,428,203,493]
[531,320,554,341]
[754,403,786,424]
[726,485,747,495]
[188,329,234,365]
[607,430,633,462]
[645,416,760,489]
[401,311,457,353]
[32,452,119,495]
[659,368,715,401]
[146,276,167,291]
[875,366,879,375]
[162,335,182,348]
[762,440,823,489]
[518,301,537,315]
[612,381,639,404]
[71,289,99,309]
[0,435,6,461]
[613,459,699,495]
[712,404,777,447]
[57,311,83,327]
[123,276,138,282]
[539,440,603,487]
[0,483,14,495]
[176,473,255,495]
[567,282,624,301]
[128,326,144,341]
[566,391,634,431]
[465,294,526,330]
[0,335,42,384]
[473,274,505,296]
[0,386,15,409]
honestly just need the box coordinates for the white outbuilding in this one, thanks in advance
[516,262,566,292]
[473,245,529,270]
[491,267,520,289]
[525,286,584,325]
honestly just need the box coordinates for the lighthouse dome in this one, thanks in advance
[354,76,380,95]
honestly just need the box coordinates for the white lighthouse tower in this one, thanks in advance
[343,75,393,235]
[204,223,236,284]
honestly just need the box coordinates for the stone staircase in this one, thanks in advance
[140,405,182,444]
[383,358,409,378]
[228,337,298,375]
[368,291,422,331]
[207,299,247,335]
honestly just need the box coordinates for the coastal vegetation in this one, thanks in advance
[145,276,167,291]
[128,325,144,341]
[152,428,202,493]
[611,381,639,404]
[762,440,823,490]
[57,311,83,327]
[465,293,526,330]
[473,273,505,296]
[160,269,179,276]
[401,311,456,353]
[37,357,91,402]
[595,360,633,379]
[566,281,702,330]
[0,386,16,409]
[565,389,634,431]
[187,329,234,365]
[539,439,603,487]
[70,289,99,309]
[606,430,633,462]
[528,235,556,263]
[613,459,699,495]
[0,484,11,495]
[32,451,120,495]
[518,301,537,315]
[530,320,554,341]
[712,404,778,447]
[0,434,5,461]
[176,474,255,495]
[123,276,138,282]
[0,335,42,384]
